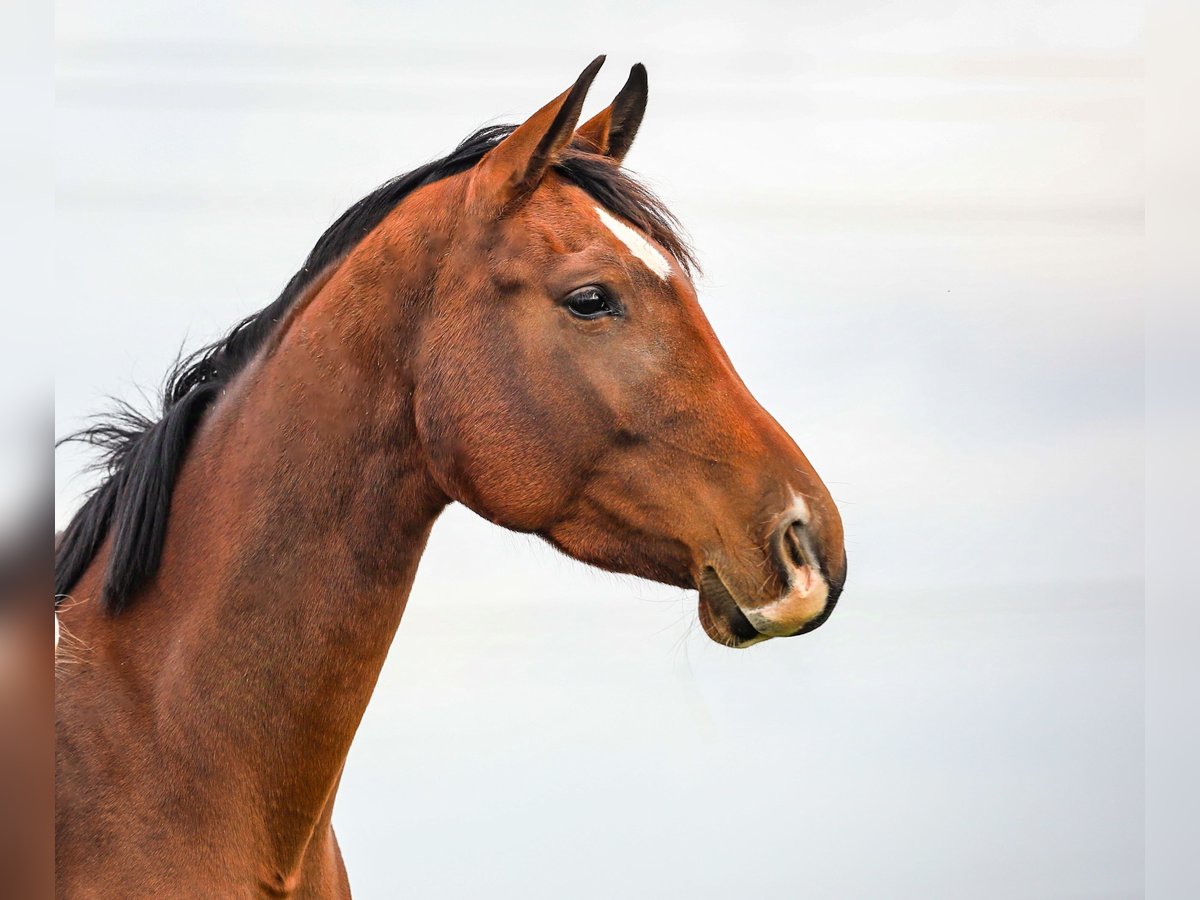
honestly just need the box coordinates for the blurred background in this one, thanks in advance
[53,1,1143,897]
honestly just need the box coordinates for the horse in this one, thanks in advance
[54,56,846,898]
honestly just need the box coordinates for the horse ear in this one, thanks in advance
[574,63,648,163]
[473,55,605,208]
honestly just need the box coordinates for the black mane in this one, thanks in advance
[55,124,695,614]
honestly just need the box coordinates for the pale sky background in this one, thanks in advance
[54,2,1143,897]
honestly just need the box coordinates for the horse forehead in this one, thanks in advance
[591,206,672,281]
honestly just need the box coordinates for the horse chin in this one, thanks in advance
[696,568,772,649]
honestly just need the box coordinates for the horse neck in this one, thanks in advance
[88,214,451,875]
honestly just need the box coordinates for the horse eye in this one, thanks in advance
[564,286,618,320]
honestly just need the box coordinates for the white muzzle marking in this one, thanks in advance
[740,573,830,637]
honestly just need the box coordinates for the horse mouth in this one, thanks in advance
[697,567,771,649]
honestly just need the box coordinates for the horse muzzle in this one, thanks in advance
[696,519,845,649]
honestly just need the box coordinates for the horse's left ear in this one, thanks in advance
[472,55,605,209]
[574,63,648,163]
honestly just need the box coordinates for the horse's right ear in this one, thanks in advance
[471,55,605,211]
[574,63,648,163]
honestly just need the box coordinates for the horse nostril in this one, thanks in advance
[778,519,823,576]
[783,520,813,571]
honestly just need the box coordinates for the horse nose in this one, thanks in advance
[740,517,842,637]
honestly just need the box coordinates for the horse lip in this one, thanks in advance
[697,567,768,648]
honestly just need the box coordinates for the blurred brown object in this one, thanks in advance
[0,519,54,899]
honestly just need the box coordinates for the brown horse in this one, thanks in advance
[55,57,846,898]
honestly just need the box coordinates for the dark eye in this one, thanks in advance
[563,285,618,320]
